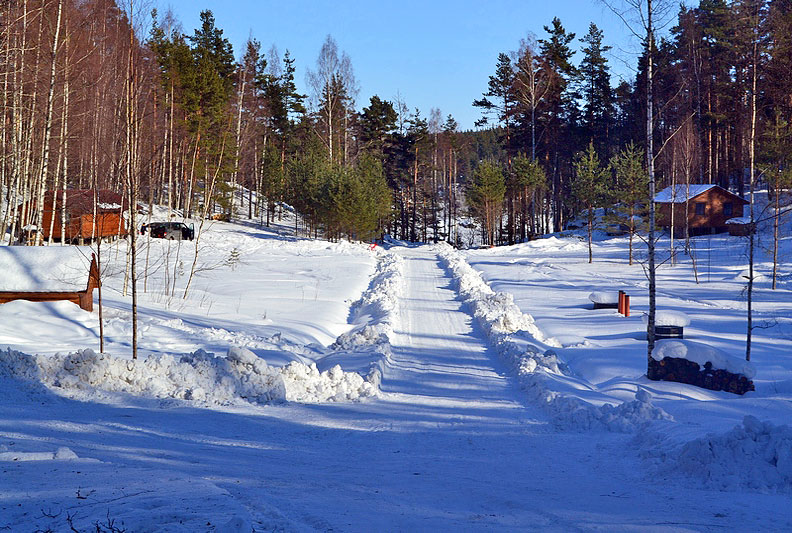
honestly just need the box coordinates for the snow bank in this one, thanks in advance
[652,339,755,379]
[589,291,618,305]
[330,250,404,387]
[0,246,94,291]
[642,310,691,327]
[438,244,672,432]
[0,346,376,406]
[672,416,792,492]
[439,244,558,345]
[332,250,403,349]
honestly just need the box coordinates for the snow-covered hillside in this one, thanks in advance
[1,208,791,531]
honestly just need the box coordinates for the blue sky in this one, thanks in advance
[158,1,660,130]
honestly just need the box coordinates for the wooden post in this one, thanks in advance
[624,295,630,317]
[618,290,625,315]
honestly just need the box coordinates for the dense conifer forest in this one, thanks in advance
[1,0,790,247]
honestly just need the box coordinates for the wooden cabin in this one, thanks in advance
[0,247,100,312]
[654,184,748,236]
[22,189,127,244]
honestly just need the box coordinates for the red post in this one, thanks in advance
[618,290,625,315]
[624,295,630,317]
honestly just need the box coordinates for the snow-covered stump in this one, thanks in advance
[647,339,755,395]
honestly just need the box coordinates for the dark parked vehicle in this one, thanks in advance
[144,222,195,241]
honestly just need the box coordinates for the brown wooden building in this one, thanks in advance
[23,189,128,243]
[654,184,748,236]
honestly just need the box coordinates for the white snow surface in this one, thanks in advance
[652,339,756,379]
[2,202,792,530]
[0,245,93,291]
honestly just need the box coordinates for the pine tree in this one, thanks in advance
[572,143,609,263]
[473,53,517,161]
[610,143,647,264]
[511,155,547,238]
[539,18,578,231]
[467,161,506,246]
[359,95,397,158]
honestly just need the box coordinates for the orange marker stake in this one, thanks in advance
[624,295,630,317]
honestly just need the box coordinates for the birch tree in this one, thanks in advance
[600,0,675,364]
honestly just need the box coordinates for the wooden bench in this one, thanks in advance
[655,325,684,339]
[0,253,100,312]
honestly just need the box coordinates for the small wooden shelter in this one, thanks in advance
[654,184,748,236]
[0,247,100,311]
[22,189,127,244]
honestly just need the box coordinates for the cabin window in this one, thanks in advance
[723,202,733,216]
[695,202,705,215]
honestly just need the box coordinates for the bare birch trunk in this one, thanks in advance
[746,23,758,362]
[647,0,658,363]
[35,0,63,246]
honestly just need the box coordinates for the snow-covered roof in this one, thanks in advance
[654,184,718,203]
[0,246,93,291]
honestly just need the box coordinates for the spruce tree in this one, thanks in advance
[578,23,614,160]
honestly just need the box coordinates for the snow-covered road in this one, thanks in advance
[2,245,791,531]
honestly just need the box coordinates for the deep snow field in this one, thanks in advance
[1,202,792,532]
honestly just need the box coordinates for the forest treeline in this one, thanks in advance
[0,0,790,247]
